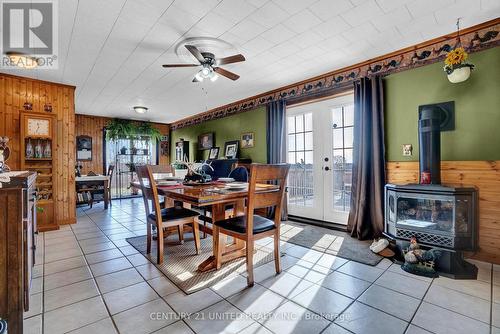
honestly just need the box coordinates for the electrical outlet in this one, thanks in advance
[402,144,412,156]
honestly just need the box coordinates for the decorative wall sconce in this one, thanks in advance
[44,104,53,112]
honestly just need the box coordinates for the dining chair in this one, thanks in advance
[136,165,201,264]
[198,165,249,238]
[212,163,290,287]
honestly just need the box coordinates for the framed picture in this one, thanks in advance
[198,132,214,150]
[208,147,220,160]
[241,132,254,148]
[175,140,189,161]
[224,140,239,159]
[76,135,92,161]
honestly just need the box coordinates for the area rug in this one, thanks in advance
[126,233,276,294]
[280,221,382,266]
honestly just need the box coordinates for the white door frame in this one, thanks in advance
[286,93,354,225]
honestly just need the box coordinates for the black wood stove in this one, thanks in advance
[384,102,479,279]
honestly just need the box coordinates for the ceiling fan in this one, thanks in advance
[162,45,245,82]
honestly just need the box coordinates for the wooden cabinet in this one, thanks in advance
[20,111,58,231]
[0,171,37,334]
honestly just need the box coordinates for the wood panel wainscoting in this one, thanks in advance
[75,114,171,175]
[0,73,76,229]
[387,161,500,264]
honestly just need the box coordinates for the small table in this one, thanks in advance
[131,181,279,272]
[76,175,110,209]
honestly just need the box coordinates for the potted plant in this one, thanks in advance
[443,47,474,83]
[106,119,135,141]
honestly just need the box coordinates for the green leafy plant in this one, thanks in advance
[106,119,135,141]
[136,122,162,142]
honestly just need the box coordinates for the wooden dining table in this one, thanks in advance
[131,180,279,272]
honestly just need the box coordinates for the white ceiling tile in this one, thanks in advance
[434,0,481,25]
[371,6,412,31]
[396,14,437,37]
[311,16,351,39]
[248,1,289,28]
[291,30,325,49]
[246,0,269,8]
[229,18,268,42]
[194,12,235,37]
[342,22,378,42]
[21,0,497,122]
[481,0,500,10]
[308,0,354,21]
[172,0,220,19]
[268,41,301,57]
[272,0,319,15]
[260,24,296,44]
[375,0,413,13]
[282,9,322,34]
[405,0,455,18]
[213,0,258,24]
[296,45,327,59]
[321,34,351,50]
[341,0,384,25]
[242,36,274,55]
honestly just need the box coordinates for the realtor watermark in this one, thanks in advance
[149,311,352,323]
[1,0,58,69]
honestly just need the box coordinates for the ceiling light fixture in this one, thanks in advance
[133,106,148,114]
[6,52,38,69]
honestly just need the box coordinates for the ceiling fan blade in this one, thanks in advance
[214,67,240,81]
[215,54,245,66]
[185,45,206,64]
[192,76,201,83]
[162,64,199,67]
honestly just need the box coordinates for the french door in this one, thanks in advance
[286,94,354,224]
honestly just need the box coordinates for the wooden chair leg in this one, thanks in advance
[192,221,201,255]
[213,226,223,270]
[146,220,152,254]
[177,225,184,244]
[274,231,281,274]
[157,224,164,264]
[246,239,255,287]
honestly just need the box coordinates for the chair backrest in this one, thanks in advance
[228,166,248,182]
[136,165,162,223]
[246,163,290,235]
[107,165,115,188]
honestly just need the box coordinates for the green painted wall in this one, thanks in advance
[385,47,500,162]
[171,106,267,163]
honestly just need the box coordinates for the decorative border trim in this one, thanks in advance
[171,19,500,130]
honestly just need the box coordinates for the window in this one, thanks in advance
[287,112,314,207]
[331,104,354,212]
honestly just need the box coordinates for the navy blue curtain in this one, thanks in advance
[347,76,386,240]
[266,100,286,164]
[267,100,287,220]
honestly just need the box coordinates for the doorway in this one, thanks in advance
[286,93,354,225]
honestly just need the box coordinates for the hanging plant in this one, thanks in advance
[443,19,474,83]
[136,122,162,142]
[105,119,135,141]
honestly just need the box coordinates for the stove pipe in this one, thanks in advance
[418,107,442,184]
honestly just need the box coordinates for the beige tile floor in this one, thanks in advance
[23,198,500,334]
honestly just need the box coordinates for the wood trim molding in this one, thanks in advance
[0,72,76,89]
[171,18,500,130]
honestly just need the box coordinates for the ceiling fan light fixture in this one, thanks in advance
[210,72,219,82]
[200,65,211,78]
[195,71,204,82]
[133,106,148,114]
